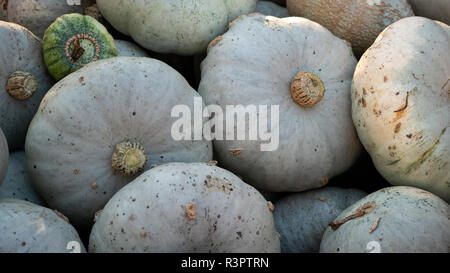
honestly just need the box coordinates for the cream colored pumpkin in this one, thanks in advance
[199,14,361,192]
[352,17,449,202]
[97,0,257,55]
[25,57,213,228]
[287,0,414,56]
[408,0,450,25]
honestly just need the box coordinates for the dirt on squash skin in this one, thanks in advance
[228,149,243,156]
[369,217,381,233]
[329,201,376,231]
[185,204,196,220]
[203,175,233,195]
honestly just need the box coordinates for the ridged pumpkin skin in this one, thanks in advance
[115,40,149,57]
[320,186,450,253]
[352,17,449,202]
[287,0,414,56]
[0,151,45,205]
[3,0,83,38]
[274,187,366,253]
[0,21,53,150]
[89,162,281,253]
[96,0,257,55]
[199,14,361,192]
[0,128,7,185]
[255,1,288,17]
[408,0,450,25]
[43,13,118,81]
[25,57,213,228]
[0,199,86,253]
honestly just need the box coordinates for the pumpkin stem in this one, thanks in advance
[65,34,100,67]
[111,140,148,177]
[290,72,325,108]
[6,71,38,100]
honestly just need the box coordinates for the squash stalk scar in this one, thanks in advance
[5,71,38,100]
[328,201,376,230]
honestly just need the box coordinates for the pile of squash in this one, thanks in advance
[0,0,448,253]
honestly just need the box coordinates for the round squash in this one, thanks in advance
[2,0,83,38]
[25,57,213,228]
[255,1,288,17]
[320,186,450,253]
[274,187,366,253]
[115,40,149,57]
[89,162,280,253]
[0,199,86,253]
[408,0,450,25]
[43,13,117,81]
[352,17,449,202]
[199,13,361,192]
[96,0,257,55]
[0,128,7,185]
[0,151,44,205]
[286,0,414,56]
[0,21,53,150]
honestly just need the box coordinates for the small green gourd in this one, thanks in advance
[43,13,117,80]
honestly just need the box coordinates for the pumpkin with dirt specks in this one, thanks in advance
[25,57,213,229]
[199,13,361,192]
[89,162,280,253]
[352,17,450,202]
[320,186,450,253]
[0,151,45,205]
[0,199,86,253]
[0,21,53,150]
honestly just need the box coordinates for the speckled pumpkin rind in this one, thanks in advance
[287,0,414,56]
[4,0,83,38]
[25,57,213,229]
[0,128,8,185]
[0,21,54,151]
[0,199,86,253]
[43,13,117,80]
[352,17,450,202]
[320,186,450,253]
[89,162,280,253]
[199,14,361,192]
[0,151,45,205]
[274,187,366,253]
